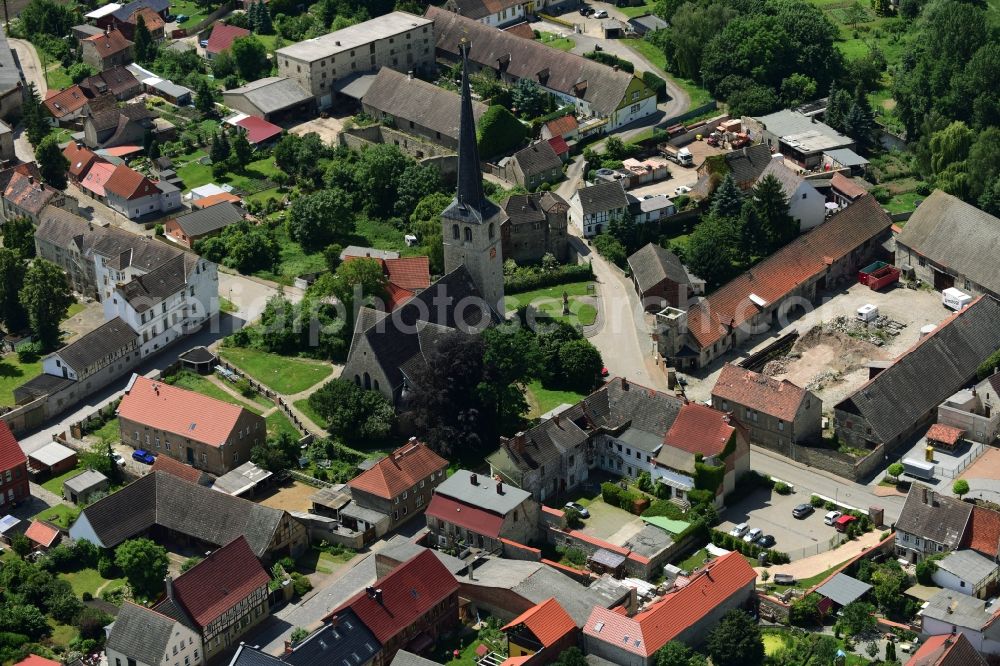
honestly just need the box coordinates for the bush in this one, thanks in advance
[790,594,822,627]
[290,572,312,596]
[642,499,686,520]
[583,51,634,73]
[505,262,594,293]
[565,508,584,529]
[773,481,792,495]
[810,495,824,507]
[592,233,627,267]
[559,546,587,566]
[16,342,41,364]
[916,557,940,584]
[642,71,668,102]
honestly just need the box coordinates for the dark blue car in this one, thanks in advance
[132,449,155,464]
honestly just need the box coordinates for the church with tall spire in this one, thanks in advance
[440,39,507,311]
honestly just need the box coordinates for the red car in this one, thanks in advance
[834,514,857,532]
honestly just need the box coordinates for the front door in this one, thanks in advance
[186,447,194,464]
[933,268,954,291]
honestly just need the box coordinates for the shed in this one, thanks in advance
[815,572,872,610]
[63,469,110,504]
[28,442,78,477]
[588,548,627,577]
[212,461,273,497]
[178,346,218,374]
[0,514,22,543]
[24,520,61,550]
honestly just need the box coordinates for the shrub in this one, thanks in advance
[916,557,939,584]
[505,262,594,293]
[16,342,42,364]
[642,500,685,520]
[687,488,715,506]
[773,481,792,495]
[565,509,584,529]
[561,546,587,566]
[810,495,824,507]
[642,71,668,102]
[790,594,822,627]
[583,50,634,72]
[290,572,312,596]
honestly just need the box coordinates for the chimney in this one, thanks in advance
[621,377,628,390]
[470,473,478,486]
[374,589,383,605]
[165,575,174,602]
[612,64,619,72]
[496,481,503,495]
[283,641,293,655]
[922,487,929,504]
[553,413,561,427]
[365,586,376,599]
[105,26,110,36]
[28,175,34,184]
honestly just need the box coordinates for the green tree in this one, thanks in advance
[231,36,270,81]
[706,610,764,666]
[558,338,603,393]
[20,259,73,350]
[966,127,1000,201]
[67,62,97,84]
[825,86,853,133]
[258,1,274,34]
[10,533,31,557]
[780,73,817,108]
[553,647,587,666]
[80,438,122,483]
[307,379,395,441]
[838,601,877,637]
[231,130,254,168]
[686,213,740,289]
[197,221,279,273]
[887,462,904,482]
[251,431,301,471]
[35,134,68,189]
[195,77,217,116]
[0,249,27,331]
[287,187,354,250]
[481,325,541,433]
[871,0,891,16]
[980,176,1000,217]
[953,478,970,498]
[655,642,707,666]
[0,604,50,640]
[315,256,388,313]
[510,78,548,118]
[19,0,77,37]
[710,173,743,218]
[843,85,876,152]
[592,233,627,267]
[22,83,50,147]
[395,162,443,219]
[749,173,797,251]
[133,14,154,64]
[410,191,450,274]
[210,130,230,163]
[667,1,737,80]
[115,538,169,598]
[2,216,36,259]
[477,105,528,158]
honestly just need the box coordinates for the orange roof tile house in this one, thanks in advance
[502,597,578,666]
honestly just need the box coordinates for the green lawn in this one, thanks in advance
[41,465,86,495]
[34,504,80,530]
[48,620,79,649]
[62,567,125,597]
[677,547,711,571]
[46,66,72,90]
[621,38,715,109]
[539,31,575,51]
[64,301,86,320]
[525,380,585,418]
[885,191,925,215]
[616,1,657,17]
[266,409,300,440]
[506,280,597,326]
[178,156,281,194]
[0,353,43,406]
[168,370,263,414]
[171,0,216,29]
[294,398,328,429]
[253,226,326,285]
[219,297,238,313]
[90,418,121,443]
[219,348,333,394]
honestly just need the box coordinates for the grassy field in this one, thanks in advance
[90,417,121,443]
[616,1,657,17]
[677,547,711,571]
[0,353,42,406]
[506,280,598,325]
[171,0,216,29]
[293,398,327,429]
[34,504,81,529]
[266,410,300,440]
[177,155,282,194]
[253,226,325,285]
[64,301,86,319]
[62,567,126,597]
[525,380,585,418]
[539,31,575,51]
[168,370,264,414]
[884,191,924,215]
[46,65,72,90]
[48,620,78,649]
[219,348,333,394]
[40,465,85,495]
[621,38,715,109]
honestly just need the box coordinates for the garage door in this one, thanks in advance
[319,94,332,109]
[933,268,954,291]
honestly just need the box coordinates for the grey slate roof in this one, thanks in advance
[627,243,689,294]
[751,109,853,150]
[53,317,138,373]
[228,644,285,666]
[720,144,776,186]
[447,0,520,20]
[106,602,178,666]
[628,14,668,32]
[895,483,972,550]
[361,67,487,144]
[937,549,999,587]
[824,148,868,167]
[814,573,872,607]
[501,191,567,228]
[172,201,242,237]
[0,26,23,95]
[284,610,379,666]
[835,296,1000,445]
[73,471,288,557]
[896,190,1000,296]
[435,469,531,515]
[428,5,643,118]
[757,158,809,199]
[15,373,75,400]
[921,590,995,630]
[224,77,312,115]
[111,0,169,22]
[276,12,432,62]
[118,253,196,311]
[64,469,109,493]
[391,651,441,666]
[575,181,629,215]
[512,141,562,176]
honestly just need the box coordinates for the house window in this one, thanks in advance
[778,420,785,431]
[464,227,473,242]
[630,103,640,113]
[452,224,459,239]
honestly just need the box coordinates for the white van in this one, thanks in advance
[824,510,842,525]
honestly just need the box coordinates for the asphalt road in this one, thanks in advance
[10,39,45,163]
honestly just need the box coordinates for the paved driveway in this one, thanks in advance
[576,497,645,544]
[719,488,841,558]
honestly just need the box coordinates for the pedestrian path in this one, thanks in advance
[757,530,883,580]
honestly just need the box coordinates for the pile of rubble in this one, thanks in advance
[761,358,788,376]
[823,315,907,347]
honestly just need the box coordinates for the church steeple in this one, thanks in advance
[456,38,487,215]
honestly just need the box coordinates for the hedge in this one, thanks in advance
[583,51,635,73]
[978,349,1000,381]
[642,71,668,102]
[710,529,791,564]
[601,482,649,515]
[505,263,594,293]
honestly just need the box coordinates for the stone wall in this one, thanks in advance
[339,125,459,181]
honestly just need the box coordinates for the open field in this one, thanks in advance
[524,381,585,418]
[0,353,41,406]
[220,347,333,394]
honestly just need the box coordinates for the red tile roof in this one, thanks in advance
[501,597,575,648]
[548,135,570,156]
[501,21,535,40]
[118,375,248,447]
[907,633,988,666]
[545,114,578,138]
[963,505,1000,558]
[926,423,963,446]
[64,142,103,180]
[343,255,432,310]
[831,172,867,200]
[234,115,282,145]
[105,164,159,200]
[151,455,205,484]
[0,420,26,473]
[14,656,61,666]
[332,549,459,644]
[44,85,88,118]
[711,363,809,422]
[130,7,164,30]
[86,29,133,56]
[81,161,117,197]
[207,23,251,54]
[192,192,242,209]
[348,440,447,500]
[583,551,756,657]
[24,520,60,548]
[425,493,504,538]
[663,402,735,457]
[686,195,892,350]
[167,536,270,628]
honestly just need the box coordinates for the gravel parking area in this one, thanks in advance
[576,497,646,544]
[718,488,842,559]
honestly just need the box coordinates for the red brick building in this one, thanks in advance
[0,421,29,509]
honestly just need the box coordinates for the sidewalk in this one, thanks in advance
[758,530,883,580]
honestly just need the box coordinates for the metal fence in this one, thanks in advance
[932,440,987,479]
[783,534,846,562]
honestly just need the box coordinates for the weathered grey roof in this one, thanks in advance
[340,501,390,526]
[362,67,486,144]
[283,608,379,666]
[435,469,531,515]
[391,651,441,666]
[339,245,399,261]
[331,72,378,100]
[489,411,589,477]
[824,148,868,167]
[118,253,197,312]
[378,535,468,575]
[752,110,853,152]
[757,158,809,199]
[148,78,191,99]
[53,317,138,373]
[64,469,109,493]
[627,243,689,294]
[224,77,311,115]
[937,549,999,587]
[428,5,644,118]
[15,373,75,400]
[172,201,242,237]
[111,0,168,21]
[896,190,1000,296]
[575,181,629,215]
[212,461,272,496]
[720,144,774,185]
[107,602,178,666]
[590,548,627,568]
[814,573,872,607]
[228,643,285,666]
[447,0,520,20]
[512,141,562,176]
[0,26,23,94]
[73,471,287,556]
[30,442,77,466]
[628,14,668,31]
[278,11,431,61]
[835,296,1000,444]
[895,483,972,550]
[921,590,995,630]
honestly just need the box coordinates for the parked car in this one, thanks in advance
[579,5,593,14]
[743,527,763,543]
[175,13,188,22]
[132,449,155,464]
[756,534,776,548]
[112,452,125,467]
[673,185,692,196]
[593,9,608,18]
[824,510,843,525]
[729,522,749,537]
[565,502,590,518]
[773,573,796,585]
[834,514,858,532]
[199,40,209,48]
[792,504,814,519]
